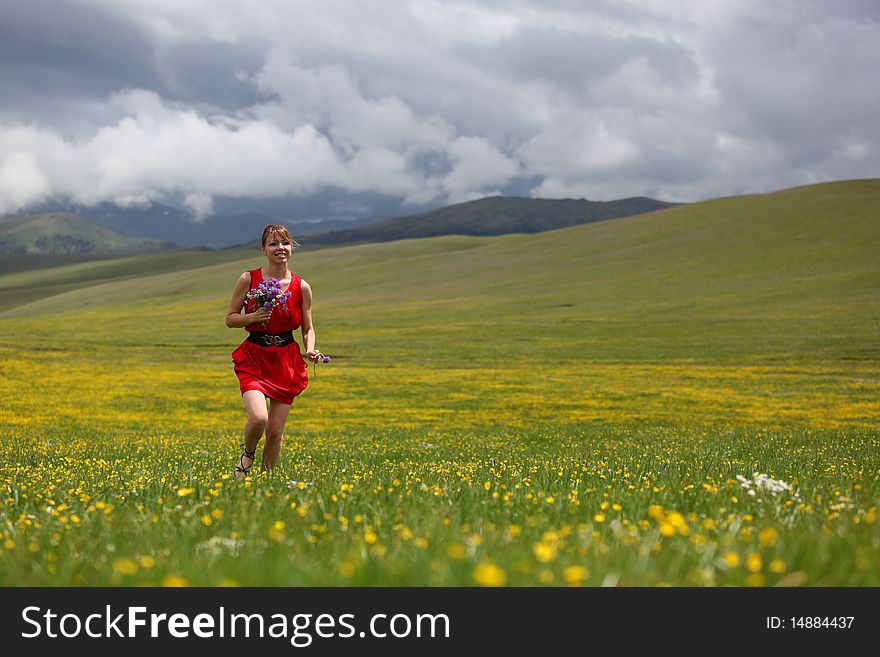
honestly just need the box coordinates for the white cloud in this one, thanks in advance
[520,119,640,200]
[184,192,214,220]
[0,152,51,214]
[444,136,519,203]
[1,0,879,214]
[0,90,349,213]
[254,52,455,152]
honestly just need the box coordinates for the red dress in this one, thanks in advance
[232,268,309,404]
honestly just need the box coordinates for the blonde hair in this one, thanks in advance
[261,224,300,250]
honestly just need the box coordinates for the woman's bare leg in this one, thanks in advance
[235,390,269,477]
[262,399,292,472]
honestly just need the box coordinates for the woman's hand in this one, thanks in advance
[305,349,323,362]
[249,307,272,325]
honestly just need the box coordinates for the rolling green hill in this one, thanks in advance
[0,212,179,254]
[1,179,877,367]
[0,247,252,310]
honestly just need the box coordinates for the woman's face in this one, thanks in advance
[263,232,292,264]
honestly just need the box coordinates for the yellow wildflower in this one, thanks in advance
[112,559,138,576]
[562,565,588,585]
[473,563,506,587]
[533,542,557,563]
[446,544,467,560]
[722,552,740,568]
[758,527,778,548]
[746,553,762,573]
[658,522,675,537]
[768,559,786,574]
[161,574,188,587]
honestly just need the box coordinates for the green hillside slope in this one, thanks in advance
[1,179,878,439]
[0,248,251,309]
[0,212,178,254]
[1,180,877,365]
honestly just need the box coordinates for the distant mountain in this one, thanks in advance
[75,201,198,243]
[69,202,278,248]
[291,216,382,236]
[303,196,678,247]
[19,200,375,248]
[6,195,677,251]
[0,213,178,254]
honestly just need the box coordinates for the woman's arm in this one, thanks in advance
[300,279,320,361]
[225,271,270,328]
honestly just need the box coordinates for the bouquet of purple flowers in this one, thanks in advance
[247,277,291,315]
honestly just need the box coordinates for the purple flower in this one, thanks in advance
[247,277,290,313]
[322,356,331,364]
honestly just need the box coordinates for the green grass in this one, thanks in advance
[0,179,878,585]
[2,425,877,586]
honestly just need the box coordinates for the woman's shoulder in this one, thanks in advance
[233,269,255,289]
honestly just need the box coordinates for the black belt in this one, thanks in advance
[246,331,295,347]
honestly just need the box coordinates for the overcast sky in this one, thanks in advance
[1,0,878,220]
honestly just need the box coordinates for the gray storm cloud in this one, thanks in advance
[0,0,878,216]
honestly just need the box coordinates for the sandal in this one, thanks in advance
[233,444,257,479]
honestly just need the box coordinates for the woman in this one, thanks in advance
[225,224,322,477]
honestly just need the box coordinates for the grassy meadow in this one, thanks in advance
[0,180,878,586]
